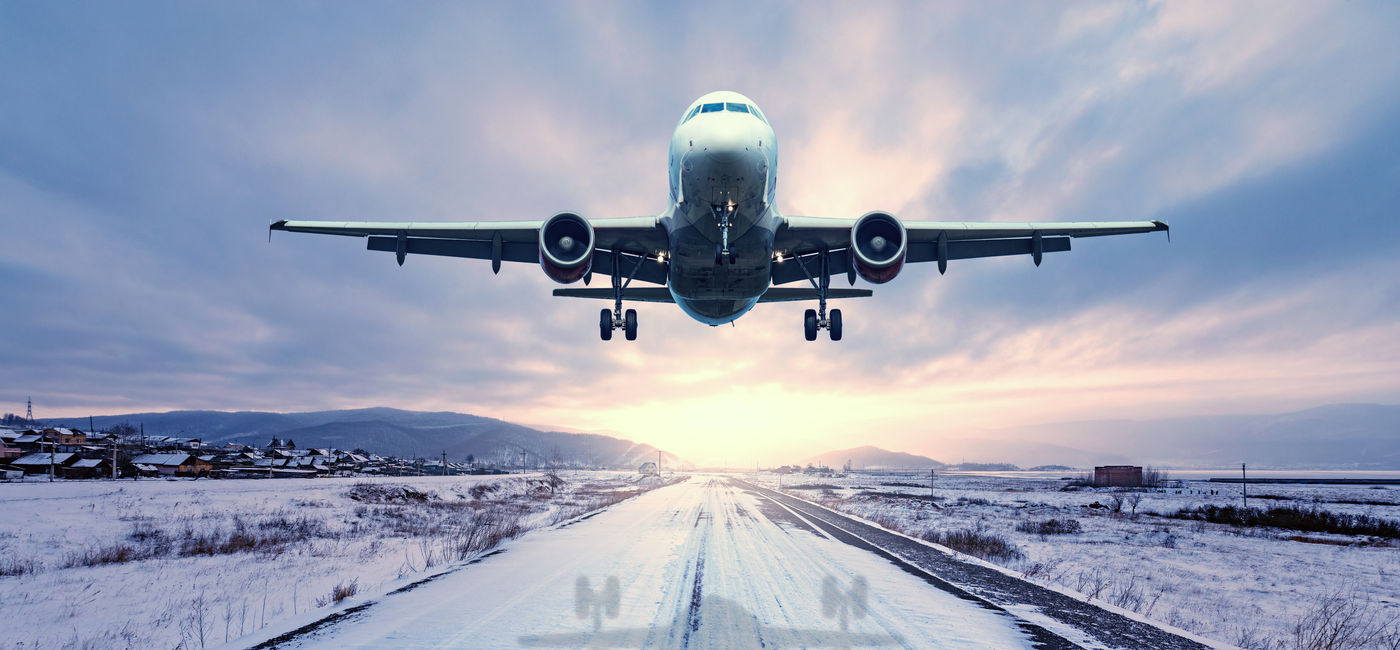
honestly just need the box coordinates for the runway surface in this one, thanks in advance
[250,477,1049,648]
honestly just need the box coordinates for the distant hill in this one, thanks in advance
[805,445,944,470]
[46,408,683,470]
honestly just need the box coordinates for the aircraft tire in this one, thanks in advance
[624,309,638,341]
[804,309,818,341]
[830,309,842,341]
[600,309,613,341]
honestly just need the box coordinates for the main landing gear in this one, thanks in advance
[600,253,645,341]
[600,307,637,341]
[794,249,843,341]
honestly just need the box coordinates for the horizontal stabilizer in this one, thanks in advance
[553,288,676,302]
[757,288,872,302]
[552,287,873,303]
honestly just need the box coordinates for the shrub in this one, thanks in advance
[1164,505,1400,538]
[0,555,40,576]
[920,528,1025,563]
[65,542,155,567]
[1015,518,1083,536]
[1288,591,1400,650]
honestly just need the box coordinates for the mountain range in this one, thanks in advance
[43,402,1400,471]
[45,408,682,470]
[804,445,944,470]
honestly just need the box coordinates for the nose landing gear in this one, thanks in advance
[713,203,737,265]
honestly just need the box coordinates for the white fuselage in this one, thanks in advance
[660,91,781,325]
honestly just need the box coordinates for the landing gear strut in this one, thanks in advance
[713,203,737,265]
[600,254,645,341]
[794,249,843,341]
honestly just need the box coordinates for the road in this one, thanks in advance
[249,476,1056,648]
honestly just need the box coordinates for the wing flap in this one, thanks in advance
[367,236,537,263]
[368,236,668,284]
[907,236,1070,263]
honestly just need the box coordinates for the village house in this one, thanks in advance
[45,428,87,447]
[60,458,112,480]
[11,452,78,475]
[130,453,213,478]
[12,433,44,453]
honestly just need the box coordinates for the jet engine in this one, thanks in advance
[849,211,907,284]
[538,212,595,284]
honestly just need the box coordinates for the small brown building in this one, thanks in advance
[60,458,111,479]
[1094,465,1143,487]
[44,428,88,446]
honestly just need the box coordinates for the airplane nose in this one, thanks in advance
[702,127,757,164]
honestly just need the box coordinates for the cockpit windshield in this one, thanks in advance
[683,101,768,125]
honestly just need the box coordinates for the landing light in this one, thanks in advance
[775,252,785,263]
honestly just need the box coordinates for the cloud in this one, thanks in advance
[3,1,1398,465]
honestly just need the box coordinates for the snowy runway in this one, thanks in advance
[253,477,1037,648]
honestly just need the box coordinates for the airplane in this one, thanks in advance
[270,90,1167,342]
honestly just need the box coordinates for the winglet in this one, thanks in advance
[268,219,287,243]
[1153,219,1170,242]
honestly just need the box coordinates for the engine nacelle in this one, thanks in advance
[849,211,907,284]
[538,212,595,284]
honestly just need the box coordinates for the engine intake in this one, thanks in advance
[539,212,594,284]
[850,211,906,284]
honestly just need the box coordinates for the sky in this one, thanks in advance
[4,1,1400,466]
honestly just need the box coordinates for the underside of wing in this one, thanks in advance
[269,215,670,285]
[771,214,1167,284]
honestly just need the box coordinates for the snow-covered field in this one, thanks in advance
[747,471,1400,649]
[0,472,674,649]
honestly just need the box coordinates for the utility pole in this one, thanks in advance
[441,450,447,477]
[111,434,118,480]
[1242,463,1248,509]
[48,436,55,482]
[658,450,663,476]
[930,468,936,500]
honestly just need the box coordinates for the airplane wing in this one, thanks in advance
[269,217,670,284]
[770,216,1168,285]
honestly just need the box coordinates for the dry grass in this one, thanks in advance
[315,579,359,607]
